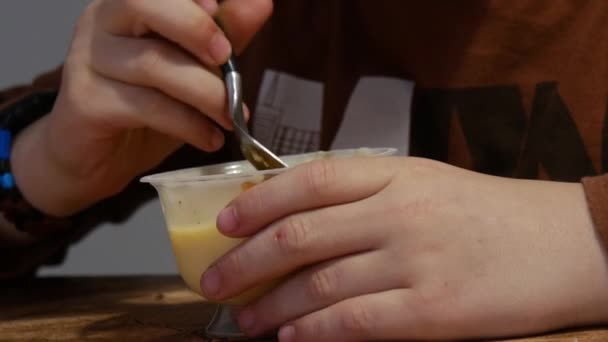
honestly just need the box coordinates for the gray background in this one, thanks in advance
[0,1,177,275]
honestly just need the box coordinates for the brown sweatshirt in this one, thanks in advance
[1,0,607,276]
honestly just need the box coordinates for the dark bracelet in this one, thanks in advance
[0,89,72,233]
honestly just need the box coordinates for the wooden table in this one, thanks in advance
[1,276,607,341]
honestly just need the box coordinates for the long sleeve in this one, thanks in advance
[0,67,63,107]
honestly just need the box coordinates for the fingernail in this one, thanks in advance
[198,0,218,14]
[217,206,239,233]
[208,32,231,65]
[238,307,256,332]
[201,266,221,296]
[278,325,295,342]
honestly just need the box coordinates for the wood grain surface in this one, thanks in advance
[1,276,607,341]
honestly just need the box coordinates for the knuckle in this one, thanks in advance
[105,0,144,22]
[400,198,436,219]
[235,187,265,222]
[307,268,339,302]
[191,14,219,43]
[136,44,172,80]
[78,1,98,28]
[304,159,336,198]
[217,251,244,277]
[340,303,374,334]
[301,318,324,340]
[407,290,446,328]
[121,0,145,14]
[263,0,275,19]
[137,89,167,116]
[274,215,313,256]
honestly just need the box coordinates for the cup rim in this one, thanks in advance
[140,147,397,185]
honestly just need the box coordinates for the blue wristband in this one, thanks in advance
[0,129,13,190]
[0,90,58,232]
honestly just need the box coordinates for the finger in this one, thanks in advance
[217,0,274,52]
[88,72,225,152]
[238,251,404,336]
[277,290,424,342]
[201,200,383,301]
[96,0,231,65]
[195,0,219,16]
[217,157,398,236]
[91,34,233,130]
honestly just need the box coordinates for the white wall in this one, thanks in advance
[0,1,177,275]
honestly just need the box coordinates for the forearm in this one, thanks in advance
[11,115,109,217]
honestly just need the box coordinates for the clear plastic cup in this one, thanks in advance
[141,147,396,339]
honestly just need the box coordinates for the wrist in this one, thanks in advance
[11,115,104,217]
[550,183,608,327]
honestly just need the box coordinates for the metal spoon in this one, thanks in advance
[221,57,288,170]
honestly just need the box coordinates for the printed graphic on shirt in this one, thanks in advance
[332,77,413,155]
[253,71,607,181]
[253,71,413,156]
[412,82,607,181]
[253,71,323,155]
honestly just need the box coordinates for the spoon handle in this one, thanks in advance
[220,54,239,76]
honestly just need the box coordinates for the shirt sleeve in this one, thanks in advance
[0,66,67,278]
[0,66,63,109]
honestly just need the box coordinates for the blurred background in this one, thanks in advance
[0,1,177,275]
